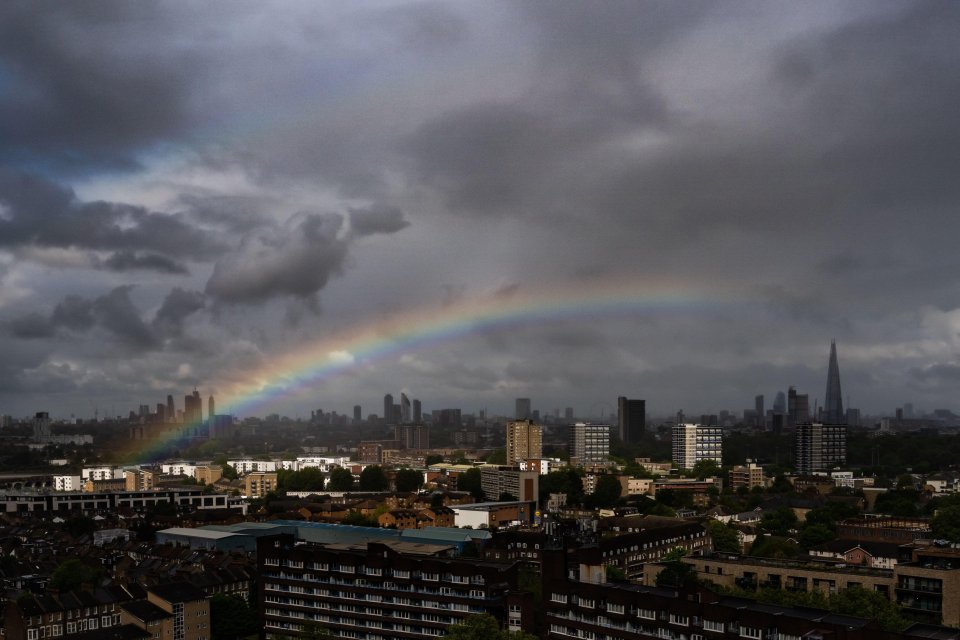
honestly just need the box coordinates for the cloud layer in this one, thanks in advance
[1,1,959,420]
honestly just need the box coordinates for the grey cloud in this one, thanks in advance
[0,3,208,173]
[0,170,225,261]
[152,288,206,338]
[89,286,157,348]
[205,212,350,305]
[102,251,189,275]
[6,313,55,339]
[176,193,274,234]
[349,204,410,236]
[51,296,96,332]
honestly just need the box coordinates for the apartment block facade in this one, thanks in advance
[257,534,533,639]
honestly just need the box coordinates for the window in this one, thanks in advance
[669,614,689,626]
[27,630,38,640]
[638,608,656,620]
[741,627,762,639]
[550,593,568,604]
[608,603,624,614]
[703,620,724,633]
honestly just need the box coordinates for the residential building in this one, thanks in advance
[728,462,765,490]
[568,422,610,466]
[671,423,722,470]
[147,583,210,640]
[617,397,645,443]
[479,467,539,503]
[257,534,533,638]
[394,424,430,450]
[543,548,899,640]
[244,472,278,498]
[794,422,847,474]
[125,469,158,491]
[505,420,542,464]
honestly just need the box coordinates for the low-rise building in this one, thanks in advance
[244,472,278,498]
[728,462,765,491]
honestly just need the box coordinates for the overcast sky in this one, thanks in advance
[2,1,959,421]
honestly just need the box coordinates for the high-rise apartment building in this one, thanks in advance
[515,398,531,420]
[506,419,542,463]
[755,395,764,426]
[413,398,422,423]
[208,395,215,422]
[400,393,411,423]
[824,340,845,424]
[569,422,610,466]
[395,424,430,450]
[184,389,202,424]
[795,422,846,474]
[671,423,722,470]
[353,404,362,422]
[166,394,175,423]
[617,397,645,443]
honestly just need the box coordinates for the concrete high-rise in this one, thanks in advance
[413,399,422,423]
[383,394,394,425]
[795,422,846,474]
[569,422,610,466]
[166,395,175,423]
[788,387,809,428]
[208,395,215,422]
[754,395,764,426]
[824,340,845,424]
[400,393,411,423]
[394,423,430,450]
[506,419,542,463]
[353,405,362,422]
[184,389,202,424]
[671,423,722,470]
[515,398,531,420]
[617,397,645,443]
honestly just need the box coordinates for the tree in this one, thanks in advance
[359,465,389,491]
[51,559,105,592]
[277,467,325,493]
[63,515,96,539]
[799,523,836,549]
[485,449,507,464]
[655,548,697,589]
[749,535,801,559]
[706,520,741,553]
[425,454,445,466]
[327,467,355,491]
[444,613,537,640]
[691,459,722,480]
[342,510,377,527]
[222,463,239,480]
[758,507,798,536]
[395,468,424,492]
[210,594,259,640]
[588,474,623,508]
[932,504,960,542]
[538,469,584,506]
[457,467,485,501]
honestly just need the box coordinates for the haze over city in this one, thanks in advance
[1,2,959,420]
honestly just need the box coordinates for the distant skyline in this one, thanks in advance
[1,2,959,420]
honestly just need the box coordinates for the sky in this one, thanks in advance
[1,1,959,422]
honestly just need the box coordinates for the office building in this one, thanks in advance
[184,389,202,424]
[400,393,411,423]
[795,422,847,474]
[825,340,846,424]
[166,394,175,423]
[413,398,422,423]
[617,397,645,443]
[788,386,809,427]
[568,422,610,466]
[671,423,722,470]
[353,405,362,422]
[515,398,531,420]
[506,419,542,463]
[383,394,394,425]
[754,394,764,427]
[208,395,215,425]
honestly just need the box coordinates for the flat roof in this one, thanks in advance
[157,528,243,540]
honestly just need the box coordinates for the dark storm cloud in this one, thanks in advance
[349,204,410,236]
[0,2,205,173]
[152,288,206,338]
[7,286,167,348]
[176,194,274,234]
[102,251,189,275]
[0,170,225,260]
[205,212,350,305]
[6,313,55,339]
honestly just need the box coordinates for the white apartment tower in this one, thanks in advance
[672,423,722,470]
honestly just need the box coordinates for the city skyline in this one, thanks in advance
[1,3,959,420]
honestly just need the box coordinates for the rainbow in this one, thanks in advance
[125,276,743,461]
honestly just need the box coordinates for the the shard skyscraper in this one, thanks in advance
[824,340,845,423]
